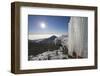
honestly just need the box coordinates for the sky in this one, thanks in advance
[28,15,70,34]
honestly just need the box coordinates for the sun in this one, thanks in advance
[40,22,46,29]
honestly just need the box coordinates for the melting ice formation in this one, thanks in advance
[28,17,88,60]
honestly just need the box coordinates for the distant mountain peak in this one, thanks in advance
[49,35,57,40]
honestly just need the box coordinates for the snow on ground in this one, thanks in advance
[28,34,69,61]
[29,46,68,60]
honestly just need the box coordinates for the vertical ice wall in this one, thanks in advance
[68,17,88,58]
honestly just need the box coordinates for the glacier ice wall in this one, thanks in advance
[68,17,88,58]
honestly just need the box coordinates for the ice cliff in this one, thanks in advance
[68,17,88,58]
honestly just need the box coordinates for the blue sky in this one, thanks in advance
[28,15,70,34]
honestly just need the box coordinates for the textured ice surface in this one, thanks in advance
[68,17,88,58]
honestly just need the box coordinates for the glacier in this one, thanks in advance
[68,17,88,58]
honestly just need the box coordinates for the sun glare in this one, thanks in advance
[40,22,46,29]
